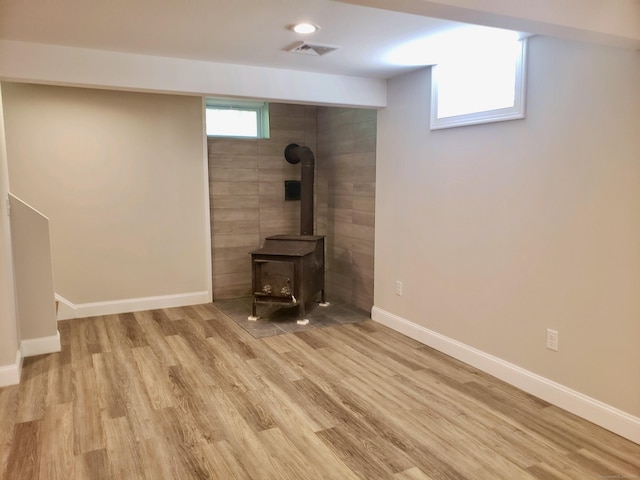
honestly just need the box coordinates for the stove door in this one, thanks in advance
[253,259,295,299]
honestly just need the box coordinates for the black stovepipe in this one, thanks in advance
[284,143,315,236]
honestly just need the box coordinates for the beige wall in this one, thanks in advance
[375,36,640,416]
[2,83,210,305]
[208,103,318,299]
[0,86,19,367]
[317,107,377,311]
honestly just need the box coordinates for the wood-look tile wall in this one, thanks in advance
[208,103,376,312]
[316,107,377,312]
[208,103,317,299]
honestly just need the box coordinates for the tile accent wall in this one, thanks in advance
[208,103,317,299]
[316,107,377,312]
[208,103,376,312]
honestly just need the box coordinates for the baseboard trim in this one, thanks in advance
[55,291,211,320]
[0,350,22,387]
[55,294,77,321]
[21,331,61,357]
[371,306,640,445]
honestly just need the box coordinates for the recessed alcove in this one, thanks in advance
[208,103,376,312]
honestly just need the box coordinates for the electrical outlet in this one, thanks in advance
[395,280,403,296]
[546,329,559,351]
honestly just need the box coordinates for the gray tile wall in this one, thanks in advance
[208,104,317,299]
[208,103,376,312]
[317,107,377,312]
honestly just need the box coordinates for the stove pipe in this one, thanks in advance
[284,143,314,236]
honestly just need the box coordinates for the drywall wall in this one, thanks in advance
[340,0,640,48]
[2,83,210,307]
[375,35,640,420]
[0,40,387,109]
[0,86,19,371]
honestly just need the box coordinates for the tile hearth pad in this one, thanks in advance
[213,297,369,339]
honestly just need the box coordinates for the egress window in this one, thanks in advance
[205,99,270,138]
[431,38,527,130]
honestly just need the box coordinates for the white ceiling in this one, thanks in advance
[0,0,525,79]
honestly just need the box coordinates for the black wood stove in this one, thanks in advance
[249,144,327,322]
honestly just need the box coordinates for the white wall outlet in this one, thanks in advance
[546,328,559,351]
[395,280,403,296]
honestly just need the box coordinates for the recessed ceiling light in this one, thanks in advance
[291,23,319,34]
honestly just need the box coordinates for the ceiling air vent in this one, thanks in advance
[286,41,339,56]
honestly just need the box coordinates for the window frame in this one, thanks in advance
[430,38,528,130]
[205,98,270,139]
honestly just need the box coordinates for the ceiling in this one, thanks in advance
[0,0,527,79]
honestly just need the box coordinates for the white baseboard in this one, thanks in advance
[55,291,211,320]
[55,294,77,321]
[371,306,640,445]
[0,332,62,386]
[0,350,22,387]
[21,331,61,357]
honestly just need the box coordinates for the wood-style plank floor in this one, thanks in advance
[1,303,638,479]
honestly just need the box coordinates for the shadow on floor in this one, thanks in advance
[213,296,370,339]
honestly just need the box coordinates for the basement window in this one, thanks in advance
[205,99,270,138]
[430,38,527,130]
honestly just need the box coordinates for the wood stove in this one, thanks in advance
[249,144,327,322]
[250,235,325,320]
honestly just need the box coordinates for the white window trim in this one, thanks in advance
[430,38,527,130]
[205,98,270,139]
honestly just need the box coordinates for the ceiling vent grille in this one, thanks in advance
[286,41,339,56]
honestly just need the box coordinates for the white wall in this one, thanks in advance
[9,194,58,347]
[0,40,387,109]
[343,0,640,49]
[374,36,640,435]
[2,83,211,311]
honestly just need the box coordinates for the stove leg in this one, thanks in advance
[298,300,305,320]
[248,297,260,321]
[319,289,330,307]
[296,301,310,325]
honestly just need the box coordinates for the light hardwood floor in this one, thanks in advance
[1,303,638,479]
